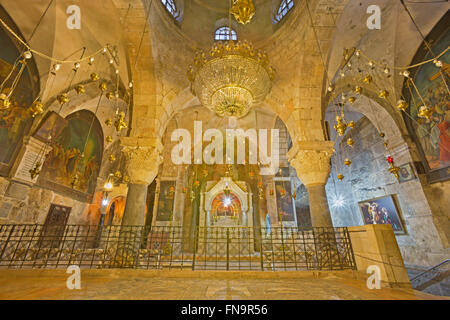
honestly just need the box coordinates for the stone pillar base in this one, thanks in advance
[349,224,411,288]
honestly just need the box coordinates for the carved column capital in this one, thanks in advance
[287,140,334,187]
[120,137,163,185]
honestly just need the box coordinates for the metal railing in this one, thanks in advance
[0,224,356,271]
[410,259,450,291]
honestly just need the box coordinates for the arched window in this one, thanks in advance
[161,0,179,19]
[274,0,294,23]
[214,27,238,41]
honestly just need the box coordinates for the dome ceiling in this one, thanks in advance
[177,0,283,47]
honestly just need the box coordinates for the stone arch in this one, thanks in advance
[324,80,408,151]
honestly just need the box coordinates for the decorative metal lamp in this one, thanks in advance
[187,41,275,118]
[230,0,255,24]
[387,156,400,180]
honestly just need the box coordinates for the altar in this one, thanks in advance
[197,177,254,255]
[200,177,253,228]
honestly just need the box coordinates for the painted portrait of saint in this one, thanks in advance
[359,195,405,234]
[39,111,103,195]
[0,27,37,167]
[275,181,295,222]
[408,29,450,172]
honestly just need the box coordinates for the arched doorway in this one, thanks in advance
[210,191,242,226]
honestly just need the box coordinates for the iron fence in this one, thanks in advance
[0,224,356,271]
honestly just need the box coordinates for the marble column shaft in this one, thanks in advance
[288,141,334,228]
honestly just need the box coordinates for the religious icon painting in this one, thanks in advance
[358,195,406,234]
[397,163,417,183]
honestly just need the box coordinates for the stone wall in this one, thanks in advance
[0,177,102,225]
[326,117,448,267]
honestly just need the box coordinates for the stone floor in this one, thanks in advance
[0,269,447,300]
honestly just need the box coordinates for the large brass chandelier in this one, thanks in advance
[187,40,275,118]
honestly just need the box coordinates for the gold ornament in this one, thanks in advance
[362,75,372,84]
[114,170,122,179]
[75,84,85,95]
[123,176,129,183]
[106,136,113,143]
[99,82,107,92]
[114,112,128,133]
[230,0,255,25]
[378,90,389,99]
[292,190,296,200]
[344,159,351,167]
[105,118,113,126]
[337,174,344,181]
[71,175,79,188]
[109,155,116,163]
[29,162,41,179]
[90,73,99,81]
[348,97,356,104]
[348,121,355,128]
[388,162,400,180]
[347,138,355,147]
[0,93,11,109]
[29,100,44,117]
[396,100,408,112]
[334,116,348,136]
[57,93,69,105]
[106,92,114,100]
[379,132,385,138]
[354,86,362,95]
[418,105,433,120]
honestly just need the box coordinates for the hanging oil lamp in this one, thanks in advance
[344,158,352,166]
[106,92,115,100]
[114,112,128,133]
[75,84,85,95]
[418,105,433,121]
[396,100,408,112]
[168,185,175,199]
[347,138,355,147]
[362,75,372,84]
[258,181,264,200]
[0,93,11,109]
[57,93,69,105]
[99,82,107,92]
[230,0,255,25]
[337,173,345,181]
[224,183,231,197]
[105,118,113,126]
[29,162,41,179]
[334,116,348,136]
[90,73,99,81]
[29,100,44,118]
[378,90,389,99]
[387,156,400,180]
[71,174,79,189]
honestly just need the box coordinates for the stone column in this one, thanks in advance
[121,137,162,225]
[113,137,162,267]
[287,141,334,228]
